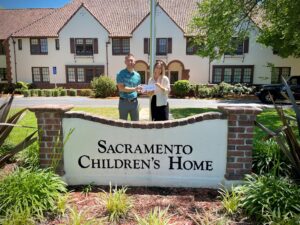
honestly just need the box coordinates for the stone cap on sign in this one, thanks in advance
[28,104,74,113]
[64,111,225,129]
[218,106,262,115]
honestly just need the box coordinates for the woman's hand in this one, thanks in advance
[155,83,167,92]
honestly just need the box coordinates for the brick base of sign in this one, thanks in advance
[29,105,262,183]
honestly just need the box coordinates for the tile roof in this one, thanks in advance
[0,8,54,39]
[3,0,200,38]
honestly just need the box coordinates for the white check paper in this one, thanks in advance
[142,84,156,92]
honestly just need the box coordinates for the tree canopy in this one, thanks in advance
[190,0,300,59]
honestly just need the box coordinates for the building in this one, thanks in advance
[0,0,299,88]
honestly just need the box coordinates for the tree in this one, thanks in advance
[190,0,300,60]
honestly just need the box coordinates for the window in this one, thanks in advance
[225,37,249,55]
[143,38,172,55]
[112,38,130,55]
[138,71,146,84]
[0,68,7,80]
[0,40,5,55]
[271,67,291,84]
[18,39,22,50]
[32,67,49,82]
[70,38,98,55]
[212,66,254,84]
[75,38,93,55]
[55,39,60,50]
[66,66,104,83]
[170,71,179,84]
[186,37,198,55]
[30,38,48,54]
[157,38,168,55]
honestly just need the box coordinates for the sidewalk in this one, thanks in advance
[139,108,150,121]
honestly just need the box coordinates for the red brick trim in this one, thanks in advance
[218,106,262,180]
[3,40,12,83]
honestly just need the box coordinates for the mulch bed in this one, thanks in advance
[46,186,253,225]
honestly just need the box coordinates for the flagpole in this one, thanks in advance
[150,0,156,79]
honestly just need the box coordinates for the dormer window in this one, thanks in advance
[225,37,249,56]
[70,38,98,56]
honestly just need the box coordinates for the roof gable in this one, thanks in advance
[0,8,55,39]
[3,0,199,38]
[58,3,109,35]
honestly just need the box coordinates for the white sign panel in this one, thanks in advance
[63,118,228,188]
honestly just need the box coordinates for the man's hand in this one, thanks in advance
[135,85,143,93]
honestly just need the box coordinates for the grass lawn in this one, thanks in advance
[7,106,292,145]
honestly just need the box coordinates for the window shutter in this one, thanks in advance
[156,38,159,54]
[70,38,75,53]
[168,38,172,54]
[243,37,249,53]
[144,38,149,54]
[93,38,98,54]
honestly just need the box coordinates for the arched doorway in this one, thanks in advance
[167,60,188,84]
[135,60,149,84]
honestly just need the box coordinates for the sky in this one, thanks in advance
[0,0,71,9]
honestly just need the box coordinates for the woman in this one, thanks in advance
[148,61,170,121]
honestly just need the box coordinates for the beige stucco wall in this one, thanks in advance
[0,55,6,68]
[10,7,109,83]
[211,30,300,84]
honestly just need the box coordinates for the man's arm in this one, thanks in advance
[117,83,141,92]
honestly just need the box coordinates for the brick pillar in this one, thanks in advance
[218,106,262,180]
[28,105,73,175]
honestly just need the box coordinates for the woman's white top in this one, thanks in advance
[148,75,170,106]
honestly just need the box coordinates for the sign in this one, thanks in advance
[63,118,228,188]
[52,67,57,75]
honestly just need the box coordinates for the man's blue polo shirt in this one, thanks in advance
[116,69,141,99]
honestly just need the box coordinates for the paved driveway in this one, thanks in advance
[5,95,268,109]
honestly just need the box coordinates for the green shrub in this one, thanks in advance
[78,89,93,97]
[135,207,172,225]
[198,85,212,98]
[0,83,16,94]
[65,206,103,225]
[60,90,67,96]
[215,82,233,97]
[237,174,300,223]
[99,185,132,222]
[53,89,59,97]
[44,89,52,97]
[91,76,117,98]
[233,83,254,95]
[14,88,23,94]
[219,186,241,215]
[37,89,44,97]
[16,141,39,168]
[0,168,67,218]
[0,142,15,158]
[173,80,190,98]
[68,89,77,96]
[22,90,30,97]
[253,139,291,176]
[0,207,35,225]
[15,81,29,90]
[29,89,39,97]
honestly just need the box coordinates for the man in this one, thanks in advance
[116,53,141,121]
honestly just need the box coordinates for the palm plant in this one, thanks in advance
[0,94,37,168]
[255,78,300,178]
